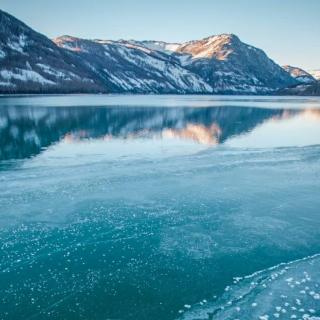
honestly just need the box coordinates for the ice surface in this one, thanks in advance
[0,96,320,320]
[178,254,320,320]
[1,95,320,109]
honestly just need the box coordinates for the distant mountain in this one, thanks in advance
[278,82,320,96]
[278,66,320,95]
[0,9,308,95]
[53,36,213,94]
[282,65,316,84]
[0,10,106,93]
[308,69,320,80]
[131,35,298,94]
[55,34,303,94]
[174,34,298,93]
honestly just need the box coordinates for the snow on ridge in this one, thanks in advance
[99,39,173,56]
[308,69,320,80]
[164,43,180,52]
[282,65,316,84]
[175,35,237,61]
[205,35,221,45]
[126,40,181,54]
[54,36,88,53]
[118,42,153,54]
[95,39,114,45]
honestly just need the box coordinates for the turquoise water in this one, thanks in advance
[0,95,320,320]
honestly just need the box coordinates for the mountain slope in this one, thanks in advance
[278,82,320,96]
[167,34,298,94]
[0,10,106,93]
[53,36,213,94]
[308,69,320,80]
[282,65,316,84]
[134,35,298,94]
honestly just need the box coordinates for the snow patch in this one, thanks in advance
[36,63,78,81]
[0,69,55,85]
[133,41,180,53]
[0,81,13,87]
[0,48,6,59]
[7,34,27,53]
[308,70,320,80]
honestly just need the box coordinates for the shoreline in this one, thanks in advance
[0,92,319,98]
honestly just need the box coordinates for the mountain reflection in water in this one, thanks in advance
[1,105,320,161]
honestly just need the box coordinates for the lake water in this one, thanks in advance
[0,95,320,320]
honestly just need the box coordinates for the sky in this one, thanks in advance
[1,0,319,70]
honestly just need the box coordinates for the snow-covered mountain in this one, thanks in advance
[308,69,320,81]
[0,9,211,94]
[0,9,306,95]
[282,65,316,84]
[170,34,297,94]
[0,10,107,93]
[278,66,320,95]
[53,36,213,94]
[127,35,298,94]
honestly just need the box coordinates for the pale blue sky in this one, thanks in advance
[1,0,319,70]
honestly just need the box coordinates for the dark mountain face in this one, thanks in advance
[0,10,106,93]
[278,81,320,96]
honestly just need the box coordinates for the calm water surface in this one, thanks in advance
[0,95,320,320]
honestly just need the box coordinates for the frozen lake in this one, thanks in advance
[0,95,320,319]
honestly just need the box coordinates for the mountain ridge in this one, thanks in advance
[282,65,316,84]
[308,69,320,80]
[53,35,213,94]
[0,9,316,95]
